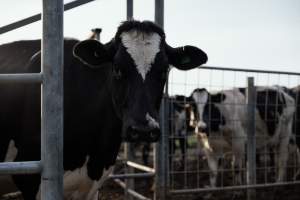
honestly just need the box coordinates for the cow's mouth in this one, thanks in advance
[124,126,161,142]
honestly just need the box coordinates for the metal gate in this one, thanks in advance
[0,1,95,199]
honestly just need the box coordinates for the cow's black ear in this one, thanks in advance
[166,44,208,70]
[73,40,111,68]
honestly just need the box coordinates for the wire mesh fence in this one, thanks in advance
[167,66,300,197]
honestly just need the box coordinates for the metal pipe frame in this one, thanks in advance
[0,0,96,35]
[41,0,64,199]
[114,179,151,200]
[0,161,41,175]
[246,77,257,200]
[0,73,43,83]
[169,181,300,194]
[126,161,155,173]
[109,172,155,179]
[200,65,300,76]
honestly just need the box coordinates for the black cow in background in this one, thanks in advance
[168,95,197,169]
[0,20,207,199]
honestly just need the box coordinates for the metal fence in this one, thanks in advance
[161,66,300,199]
[0,0,64,199]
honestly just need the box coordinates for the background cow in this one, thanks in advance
[191,86,295,187]
[0,20,207,199]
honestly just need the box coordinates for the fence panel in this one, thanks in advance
[166,66,300,199]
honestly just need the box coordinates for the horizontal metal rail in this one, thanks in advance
[114,179,151,200]
[200,65,300,76]
[0,73,43,83]
[109,172,155,179]
[169,181,300,194]
[0,0,96,35]
[0,161,41,175]
[126,161,155,173]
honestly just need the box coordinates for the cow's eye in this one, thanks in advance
[112,65,122,80]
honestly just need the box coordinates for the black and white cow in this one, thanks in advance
[191,86,295,187]
[284,86,300,179]
[0,20,207,199]
[168,95,197,169]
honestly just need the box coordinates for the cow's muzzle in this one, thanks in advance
[124,126,161,142]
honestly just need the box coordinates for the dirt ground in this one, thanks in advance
[1,142,299,200]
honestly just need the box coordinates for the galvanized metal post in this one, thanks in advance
[124,1,135,200]
[155,0,164,28]
[41,0,64,200]
[154,96,169,200]
[246,77,256,200]
[127,0,133,20]
[154,1,168,199]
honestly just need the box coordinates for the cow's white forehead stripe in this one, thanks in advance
[192,91,208,123]
[121,30,161,81]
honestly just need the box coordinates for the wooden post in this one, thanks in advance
[41,0,64,199]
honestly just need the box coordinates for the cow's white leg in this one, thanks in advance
[196,132,218,187]
[232,127,246,186]
[294,148,300,180]
[277,141,289,182]
[207,154,218,187]
[277,135,290,182]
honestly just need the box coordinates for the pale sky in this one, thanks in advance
[1,0,300,95]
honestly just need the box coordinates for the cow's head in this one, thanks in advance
[73,20,207,142]
[191,88,226,135]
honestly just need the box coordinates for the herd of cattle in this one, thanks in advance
[167,85,300,188]
[0,19,299,200]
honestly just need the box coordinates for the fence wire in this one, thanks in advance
[167,66,300,197]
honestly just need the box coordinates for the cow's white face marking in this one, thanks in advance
[121,30,161,81]
[192,90,209,129]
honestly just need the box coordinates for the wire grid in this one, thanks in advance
[167,66,300,192]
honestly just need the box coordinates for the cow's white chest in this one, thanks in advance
[36,156,113,200]
[121,31,161,81]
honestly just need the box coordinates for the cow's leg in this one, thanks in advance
[206,153,218,187]
[277,136,290,182]
[179,137,186,169]
[196,132,218,187]
[142,143,150,166]
[276,120,294,182]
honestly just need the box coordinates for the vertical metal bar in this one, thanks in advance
[124,145,135,200]
[154,1,167,199]
[246,77,256,200]
[155,0,168,96]
[41,0,64,200]
[154,96,169,200]
[127,0,133,20]
[155,0,164,28]
[125,1,134,200]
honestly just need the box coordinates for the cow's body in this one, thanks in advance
[192,87,295,187]
[0,20,207,199]
[0,39,121,199]
[285,86,300,179]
